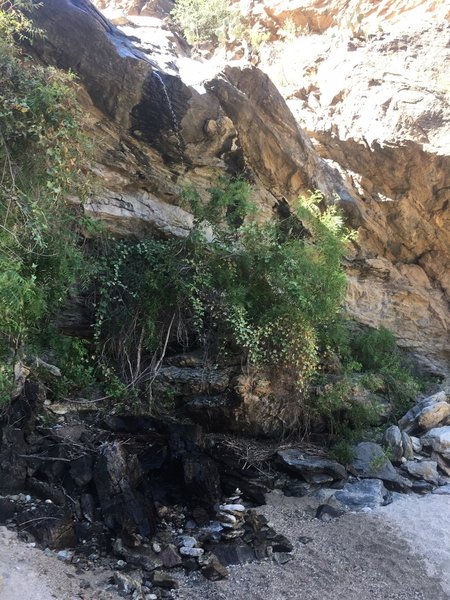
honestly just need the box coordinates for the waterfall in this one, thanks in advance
[153,70,184,161]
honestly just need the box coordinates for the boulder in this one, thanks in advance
[15,503,76,549]
[417,402,450,432]
[432,484,450,495]
[93,441,157,538]
[160,544,182,568]
[421,426,450,456]
[382,425,403,463]
[401,431,414,460]
[401,460,439,486]
[351,442,411,492]
[411,436,422,453]
[334,479,391,511]
[398,392,449,434]
[316,504,345,521]
[432,452,450,477]
[276,449,347,483]
[199,552,228,581]
[152,571,179,589]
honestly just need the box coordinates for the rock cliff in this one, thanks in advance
[29,0,449,374]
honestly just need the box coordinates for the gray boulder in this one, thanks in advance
[352,442,411,492]
[277,449,347,484]
[432,452,450,477]
[432,484,450,495]
[401,460,439,485]
[421,426,450,456]
[382,426,403,463]
[401,431,414,460]
[335,479,391,510]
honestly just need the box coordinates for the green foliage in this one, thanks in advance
[0,1,91,404]
[171,0,232,44]
[315,376,381,441]
[329,440,354,465]
[94,181,351,410]
[350,326,421,417]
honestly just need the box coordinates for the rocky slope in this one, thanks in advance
[260,16,450,374]
[29,0,450,374]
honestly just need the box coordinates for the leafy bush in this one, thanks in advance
[0,1,90,404]
[171,0,232,44]
[350,326,422,418]
[93,180,351,413]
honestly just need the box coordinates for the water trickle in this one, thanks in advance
[153,70,184,162]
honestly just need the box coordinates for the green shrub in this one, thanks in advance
[350,326,422,418]
[93,181,351,411]
[0,1,91,404]
[171,0,232,44]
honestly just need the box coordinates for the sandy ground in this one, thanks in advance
[0,527,121,600]
[1,492,449,600]
[176,491,449,600]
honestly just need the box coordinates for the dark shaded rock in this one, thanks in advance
[80,493,96,523]
[221,473,270,505]
[0,428,27,492]
[270,533,294,553]
[152,571,179,589]
[5,380,46,435]
[113,538,162,571]
[334,478,391,510]
[282,480,312,498]
[183,452,221,510]
[167,422,204,460]
[69,454,94,488]
[15,503,76,549]
[207,542,255,566]
[182,557,200,571]
[277,449,347,483]
[352,442,412,492]
[93,441,156,538]
[316,504,345,521]
[191,506,210,527]
[199,552,228,580]
[102,415,159,433]
[184,394,242,431]
[160,544,182,568]
[0,498,16,523]
[26,478,67,506]
[411,480,434,493]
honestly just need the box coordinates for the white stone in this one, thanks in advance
[422,427,450,455]
[179,546,204,558]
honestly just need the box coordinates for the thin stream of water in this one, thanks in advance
[153,70,185,161]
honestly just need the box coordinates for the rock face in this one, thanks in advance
[238,0,449,36]
[29,0,348,233]
[261,18,450,374]
[29,0,450,374]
